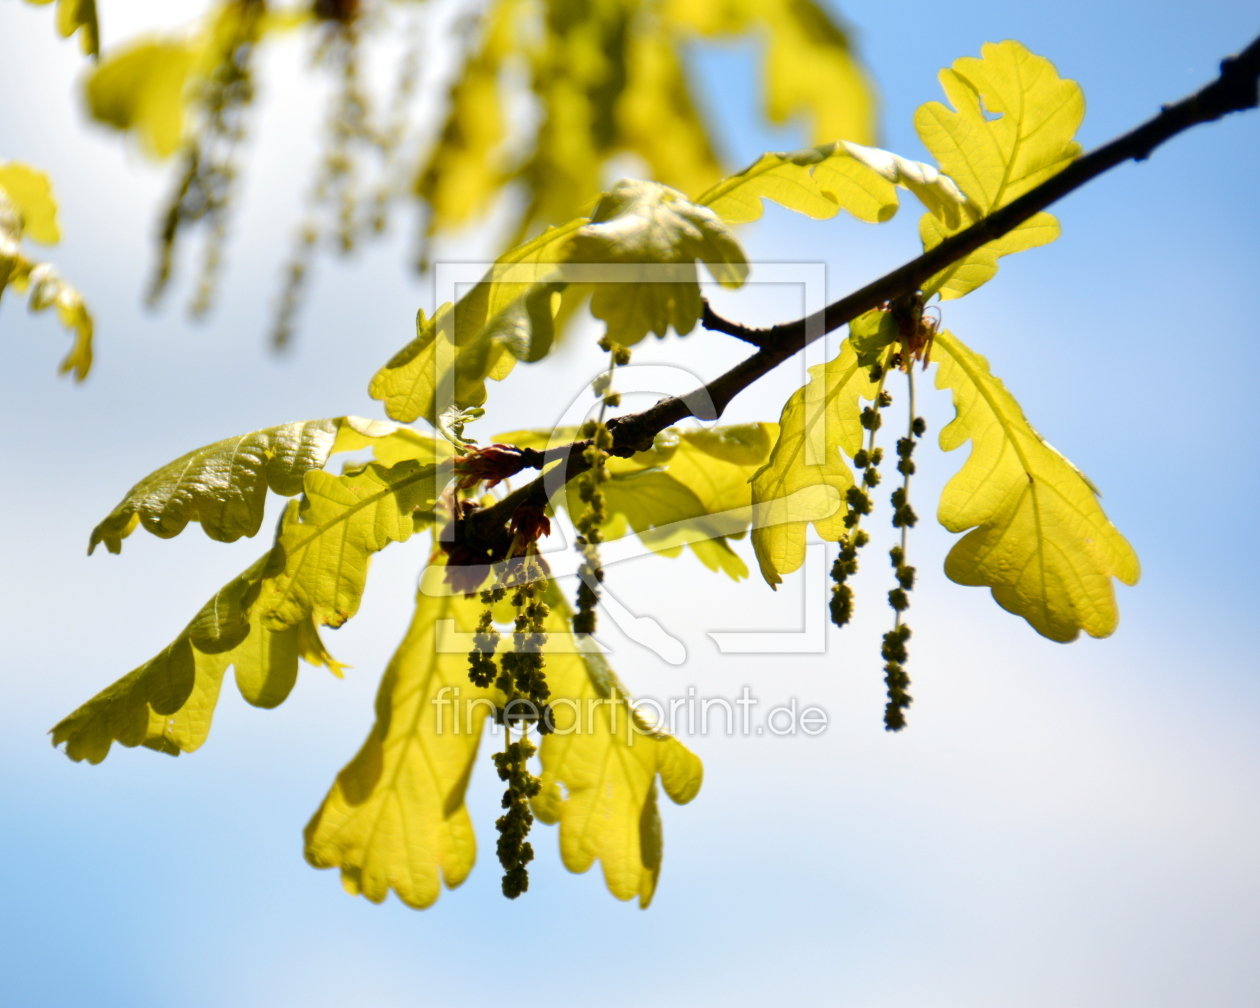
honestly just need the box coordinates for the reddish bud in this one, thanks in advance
[454,444,532,490]
[510,504,551,544]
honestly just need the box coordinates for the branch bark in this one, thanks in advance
[465,34,1260,550]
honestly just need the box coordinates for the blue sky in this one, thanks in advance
[1,1,1258,1006]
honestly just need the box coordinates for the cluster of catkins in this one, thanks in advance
[151,0,266,316]
[573,337,631,634]
[492,738,540,899]
[460,336,633,899]
[573,424,611,636]
[829,352,929,731]
[466,565,553,898]
[274,10,420,347]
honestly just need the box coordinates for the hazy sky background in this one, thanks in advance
[2,1,1258,1005]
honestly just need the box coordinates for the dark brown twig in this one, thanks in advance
[699,300,774,347]
[465,36,1260,552]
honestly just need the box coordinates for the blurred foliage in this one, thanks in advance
[0,160,93,379]
[81,0,876,338]
[23,0,99,58]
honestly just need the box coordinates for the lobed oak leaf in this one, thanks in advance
[610,425,775,572]
[571,179,748,347]
[533,589,703,908]
[751,338,877,585]
[914,40,1084,299]
[503,424,774,578]
[847,305,899,366]
[697,139,971,227]
[88,416,410,554]
[51,555,343,764]
[372,182,748,424]
[304,570,492,909]
[920,210,1061,301]
[254,459,447,631]
[369,222,586,425]
[595,468,716,553]
[933,331,1139,641]
[304,566,702,909]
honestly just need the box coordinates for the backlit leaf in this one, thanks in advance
[751,338,876,585]
[23,0,99,57]
[697,139,970,227]
[915,40,1084,299]
[370,222,585,424]
[571,179,747,347]
[0,162,60,245]
[611,425,773,557]
[920,210,1061,301]
[534,589,703,908]
[597,468,711,550]
[59,426,441,762]
[305,566,702,909]
[500,424,772,577]
[0,167,94,380]
[357,427,450,469]
[89,416,408,554]
[934,330,1139,641]
[847,305,898,366]
[679,423,777,467]
[372,182,746,423]
[51,556,343,764]
[665,0,876,147]
[254,459,446,631]
[85,38,198,158]
[304,568,492,909]
[687,537,748,579]
[369,304,459,426]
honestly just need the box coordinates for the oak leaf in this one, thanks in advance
[934,331,1139,641]
[88,416,412,554]
[915,40,1084,298]
[751,339,876,585]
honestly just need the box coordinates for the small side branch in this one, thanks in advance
[700,300,773,347]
